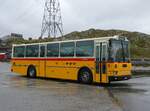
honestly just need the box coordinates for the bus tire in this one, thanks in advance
[78,68,93,84]
[27,66,36,78]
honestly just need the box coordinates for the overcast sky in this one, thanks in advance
[0,0,150,39]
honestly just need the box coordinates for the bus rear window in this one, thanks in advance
[13,46,25,57]
[76,40,94,57]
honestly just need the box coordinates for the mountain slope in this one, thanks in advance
[63,29,150,58]
[1,28,150,58]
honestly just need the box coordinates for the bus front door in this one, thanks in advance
[96,42,108,83]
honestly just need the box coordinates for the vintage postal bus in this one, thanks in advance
[11,36,132,84]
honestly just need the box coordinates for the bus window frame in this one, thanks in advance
[12,39,102,59]
[47,43,60,58]
[76,40,95,58]
[25,44,40,58]
[13,45,26,58]
[60,41,75,58]
[46,40,95,58]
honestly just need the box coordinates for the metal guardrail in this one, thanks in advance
[131,58,150,61]
[131,58,150,65]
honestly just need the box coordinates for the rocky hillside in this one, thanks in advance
[1,28,150,58]
[63,29,150,58]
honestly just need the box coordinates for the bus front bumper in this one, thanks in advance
[109,75,131,81]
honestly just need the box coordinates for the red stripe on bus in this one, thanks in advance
[11,58,95,61]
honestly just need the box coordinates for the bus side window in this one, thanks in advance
[26,45,39,57]
[47,43,59,57]
[76,40,94,57]
[60,42,75,57]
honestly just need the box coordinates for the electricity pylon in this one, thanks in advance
[41,0,63,38]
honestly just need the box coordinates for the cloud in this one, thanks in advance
[0,0,150,38]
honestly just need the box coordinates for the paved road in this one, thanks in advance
[0,62,150,111]
[107,78,150,111]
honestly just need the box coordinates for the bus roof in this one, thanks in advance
[13,35,128,46]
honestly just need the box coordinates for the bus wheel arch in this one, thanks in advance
[78,67,93,84]
[27,65,36,78]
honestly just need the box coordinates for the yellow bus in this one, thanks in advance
[11,36,132,84]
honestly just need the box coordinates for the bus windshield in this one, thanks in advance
[109,40,130,62]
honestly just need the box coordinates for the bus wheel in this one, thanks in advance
[27,66,36,78]
[78,68,93,84]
